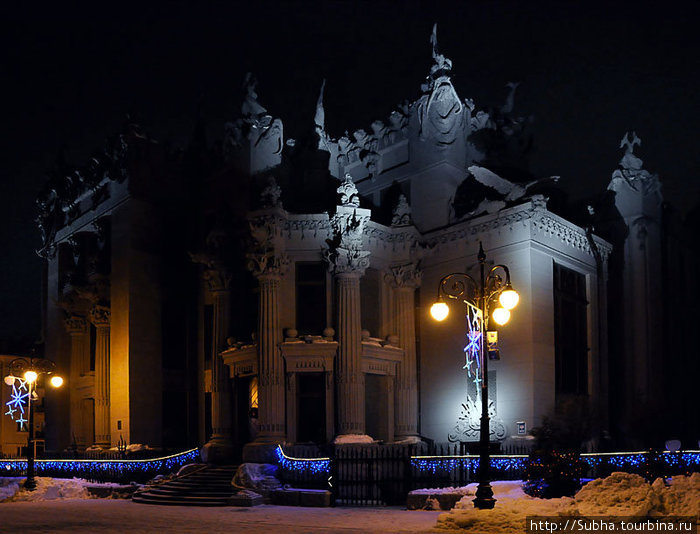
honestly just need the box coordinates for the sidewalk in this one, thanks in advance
[0,500,443,533]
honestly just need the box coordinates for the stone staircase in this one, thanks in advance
[132,464,239,506]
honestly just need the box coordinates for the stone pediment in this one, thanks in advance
[280,340,338,373]
[221,344,258,378]
[361,341,403,376]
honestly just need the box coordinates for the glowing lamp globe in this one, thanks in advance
[430,302,449,322]
[24,370,38,384]
[499,288,519,310]
[491,307,511,326]
[4,375,15,386]
[50,375,64,388]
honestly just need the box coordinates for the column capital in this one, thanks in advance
[203,268,232,292]
[385,263,422,289]
[64,315,88,334]
[247,252,289,279]
[323,205,371,276]
[88,305,111,327]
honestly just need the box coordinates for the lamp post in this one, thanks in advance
[4,357,63,491]
[430,242,519,509]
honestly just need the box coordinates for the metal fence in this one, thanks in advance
[277,442,525,506]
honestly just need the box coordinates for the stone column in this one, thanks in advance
[201,269,234,463]
[386,264,422,441]
[254,272,286,442]
[336,272,366,434]
[324,179,372,437]
[88,305,111,448]
[64,316,88,448]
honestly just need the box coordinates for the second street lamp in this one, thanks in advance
[430,242,519,509]
[4,357,64,491]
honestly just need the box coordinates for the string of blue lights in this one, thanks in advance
[0,448,200,480]
[275,445,331,474]
[409,451,700,475]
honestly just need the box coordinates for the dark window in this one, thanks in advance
[554,263,589,396]
[296,263,326,335]
[297,373,325,443]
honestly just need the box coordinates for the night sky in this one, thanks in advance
[1,1,699,345]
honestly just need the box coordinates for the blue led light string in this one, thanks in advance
[410,451,700,478]
[0,448,200,482]
[275,445,331,474]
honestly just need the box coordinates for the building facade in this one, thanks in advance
[31,27,694,459]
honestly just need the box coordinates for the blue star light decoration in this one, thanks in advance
[5,377,29,430]
[463,303,483,387]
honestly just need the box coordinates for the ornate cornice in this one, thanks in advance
[427,201,612,262]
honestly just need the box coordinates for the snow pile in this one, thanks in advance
[412,486,472,496]
[437,481,574,532]
[2,477,91,502]
[655,473,700,517]
[333,434,374,444]
[436,473,700,531]
[233,463,281,491]
[575,472,657,516]
[0,478,21,502]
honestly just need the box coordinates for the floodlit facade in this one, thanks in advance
[30,27,696,459]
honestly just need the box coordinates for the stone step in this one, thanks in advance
[132,464,239,507]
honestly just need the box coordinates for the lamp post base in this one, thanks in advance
[24,476,37,491]
[474,481,496,509]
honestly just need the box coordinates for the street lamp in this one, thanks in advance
[430,242,519,509]
[4,357,63,491]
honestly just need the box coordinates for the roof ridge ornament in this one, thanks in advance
[337,173,360,207]
[608,131,662,200]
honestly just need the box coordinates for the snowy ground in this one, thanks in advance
[0,500,442,533]
[1,473,698,533]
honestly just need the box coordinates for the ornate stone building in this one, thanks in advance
[33,27,694,457]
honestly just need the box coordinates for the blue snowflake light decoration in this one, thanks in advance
[5,377,30,430]
[463,302,483,387]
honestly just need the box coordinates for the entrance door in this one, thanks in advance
[297,373,326,443]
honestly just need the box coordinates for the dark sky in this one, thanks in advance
[1,1,699,343]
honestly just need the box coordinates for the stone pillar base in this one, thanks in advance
[200,437,235,464]
[242,441,280,464]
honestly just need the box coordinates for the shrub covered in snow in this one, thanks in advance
[523,450,586,498]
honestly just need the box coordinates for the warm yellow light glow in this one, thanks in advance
[430,301,449,321]
[491,307,511,325]
[24,370,38,384]
[499,288,519,310]
[4,375,15,386]
[50,375,64,388]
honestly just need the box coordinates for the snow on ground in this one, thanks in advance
[436,472,700,532]
[333,434,375,444]
[0,476,122,502]
[0,500,443,533]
